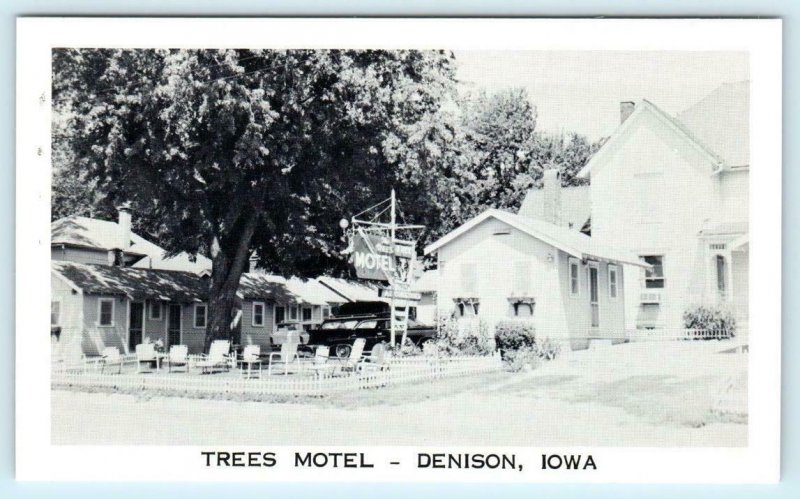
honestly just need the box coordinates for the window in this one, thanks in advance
[322,307,331,319]
[608,265,618,299]
[641,255,665,289]
[302,306,313,322]
[252,302,265,327]
[51,301,61,326]
[569,259,580,296]
[194,304,207,328]
[149,301,162,320]
[356,320,378,329]
[98,299,114,326]
[289,305,298,321]
[274,306,286,325]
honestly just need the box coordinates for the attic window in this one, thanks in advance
[493,230,511,236]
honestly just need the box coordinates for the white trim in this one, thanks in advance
[608,264,619,300]
[148,300,163,320]
[577,100,723,179]
[569,257,581,297]
[97,298,115,327]
[193,303,207,329]
[424,209,646,266]
[50,267,83,295]
[251,301,266,327]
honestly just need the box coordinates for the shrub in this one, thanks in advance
[430,316,495,356]
[503,347,542,372]
[683,304,737,339]
[494,320,562,369]
[495,320,536,358]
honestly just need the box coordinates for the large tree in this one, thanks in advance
[53,48,457,348]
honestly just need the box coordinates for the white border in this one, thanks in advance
[16,17,782,483]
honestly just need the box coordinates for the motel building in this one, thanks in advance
[424,170,647,350]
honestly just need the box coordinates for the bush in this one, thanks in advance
[683,305,737,339]
[504,347,542,372]
[495,320,536,358]
[493,320,562,368]
[429,316,495,356]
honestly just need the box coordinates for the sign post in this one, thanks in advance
[342,189,424,348]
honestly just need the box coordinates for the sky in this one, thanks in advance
[454,51,749,140]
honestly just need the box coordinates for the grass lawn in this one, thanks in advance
[51,341,747,447]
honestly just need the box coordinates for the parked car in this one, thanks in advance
[306,301,437,358]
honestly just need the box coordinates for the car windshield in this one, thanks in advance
[321,320,358,330]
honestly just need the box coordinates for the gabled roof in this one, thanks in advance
[578,99,725,179]
[51,261,208,303]
[424,209,645,267]
[51,215,213,273]
[316,276,381,303]
[518,185,591,231]
[239,273,345,306]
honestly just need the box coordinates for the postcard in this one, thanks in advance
[16,17,781,482]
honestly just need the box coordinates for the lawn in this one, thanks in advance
[51,341,747,447]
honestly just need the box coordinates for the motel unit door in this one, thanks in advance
[128,302,144,351]
[588,264,600,330]
[167,303,182,347]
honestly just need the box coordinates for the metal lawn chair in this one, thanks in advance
[238,344,262,379]
[99,347,123,374]
[268,332,301,375]
[166,345,189,373]
[339,338,367,374]
[306,345,335,377]
[195,340,231,374]
[135,343,158,373]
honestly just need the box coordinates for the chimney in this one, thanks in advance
[541,168,562,226]
[117,203,132,251]
[620,101,635,124]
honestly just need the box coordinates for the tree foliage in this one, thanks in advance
[53,48,457,346]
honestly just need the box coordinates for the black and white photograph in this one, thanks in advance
[15,18,782,483]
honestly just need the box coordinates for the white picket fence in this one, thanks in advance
[51,353,502,397]
[626,328,738,342]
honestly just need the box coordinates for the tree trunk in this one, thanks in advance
[204,214,258,352]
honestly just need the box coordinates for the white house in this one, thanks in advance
[425,184,645,350]
[578,82,749,332]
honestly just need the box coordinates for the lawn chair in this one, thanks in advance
[359,342,391,373]
[238,345,262,379]
[339,338,367,374]
[99,347,123,374]
[268,332,301,375]
[306,345,335,377]
[166,345,189,373]
[195,340,231,374]
[135,343,158,373]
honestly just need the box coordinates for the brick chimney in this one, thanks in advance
[620,101,635,124]
[541,168,562,226]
